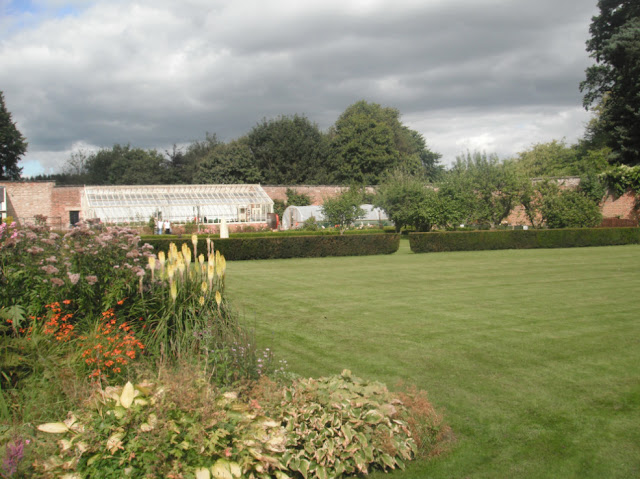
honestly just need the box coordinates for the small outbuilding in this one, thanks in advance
[281,204,390,230]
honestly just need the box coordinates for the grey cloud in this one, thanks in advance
[0,0,599,174]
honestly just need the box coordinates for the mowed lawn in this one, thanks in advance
[225,241,640,479]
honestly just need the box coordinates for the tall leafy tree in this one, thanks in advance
[580,1,640,165]
[0,91,27,180]
[193,138,261,184]
[329,100,441,184]
[247,114,330,184]
[84,144,169,185]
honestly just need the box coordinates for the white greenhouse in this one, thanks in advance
[281,204,389,230]
[81,184,274,225]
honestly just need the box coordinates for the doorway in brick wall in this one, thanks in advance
[69,211,80,226]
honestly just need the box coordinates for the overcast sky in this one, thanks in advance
[1,0,599,177]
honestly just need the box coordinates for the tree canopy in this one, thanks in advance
[0,91,27,180]
[329,100,441,184]
[580,0,640,165]
[247,114,330,185]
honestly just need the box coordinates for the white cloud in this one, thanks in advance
[0,0,599,175]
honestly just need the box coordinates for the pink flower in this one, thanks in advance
[51,278,64,287]
[68,272,80,285]
[86,275,98,285]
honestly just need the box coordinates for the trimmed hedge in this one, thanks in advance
[144,233,401,260]
[409,227,640,253]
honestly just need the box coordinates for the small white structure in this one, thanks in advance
[281,205,325,230]
[281,204,389,230]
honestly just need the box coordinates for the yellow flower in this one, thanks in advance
[199,296,205,306]
[157,251,166,266]
[201,281,208,293]
[215,290,222,306]
[170,282,177,301]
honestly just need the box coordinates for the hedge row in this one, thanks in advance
[409,227,640,253]
[144,233,401,260]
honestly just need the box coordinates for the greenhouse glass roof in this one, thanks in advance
[82,184,273,224]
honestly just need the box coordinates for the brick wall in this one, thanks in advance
[0,181,55,225]
[601,190,637,220]
[262,185,377,205]
[51,186,84,227]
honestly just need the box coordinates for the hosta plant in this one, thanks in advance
[34,371,448,478]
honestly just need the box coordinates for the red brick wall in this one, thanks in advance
[0,181,54,225]
[601,190,637,220]
[51,186,84,227]
[261,185,376,205]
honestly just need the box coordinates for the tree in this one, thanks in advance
[540,187,603,228]
[84,144,169,185]
[0,91,27,180]
[375,169,446,232]
[247,114,330,184]
[285,188,312,206]
[514,140,583,177]
[329,100,441,184]
[167,133,222,184]
[321,187,365,234]
[193,138,261,184]
[580,1,640,165]
[446,152,526,228]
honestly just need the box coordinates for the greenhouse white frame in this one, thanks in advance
[81,184,274,225]
[281,204,389,230]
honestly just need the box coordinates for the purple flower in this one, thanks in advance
[40,265,59,275]
[2,438,24,477]
[45,256,57,263]
[68,272,80,285]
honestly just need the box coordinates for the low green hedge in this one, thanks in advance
[409,227,640,253]
[144,233,400,260]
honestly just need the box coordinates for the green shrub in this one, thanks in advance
[540,189,602,228]
[146,234,400,261]
[409,227,640,253]
[34,370,449,478]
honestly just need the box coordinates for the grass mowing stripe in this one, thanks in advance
[226,244,640,478]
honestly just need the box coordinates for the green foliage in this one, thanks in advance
[321,187,365,233]
[602,164,640,196]
[540,189,603,229]
[329,100,441,184]
[443,152,526,228]
[408,227,640,253]
[301,216,319,231]
[272,199,286,218]
[0,91,27,180]
[194,138,262,184]
[247,114,330,184]
[34,370,445,478]
[376,169,447,232]
[285,188,312,206]
[84,144,170,185]
[148,234,400,260]
[581,1,640,165]
[514,139,584,177]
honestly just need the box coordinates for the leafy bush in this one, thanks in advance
[603,164,640,196]
[34,370,449,478]
[540,189,602,228]
[409,227,640,253]
[301,216,319,231]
